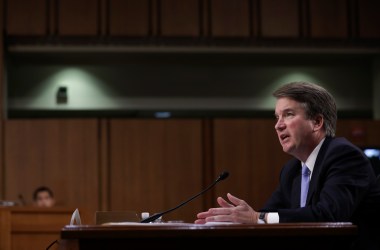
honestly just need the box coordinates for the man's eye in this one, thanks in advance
[285,112,294,117]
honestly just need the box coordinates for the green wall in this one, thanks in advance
[6,52,375,117]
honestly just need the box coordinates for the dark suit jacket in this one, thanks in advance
[261,137,380,249]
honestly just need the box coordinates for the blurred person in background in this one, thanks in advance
[33,186,55,208]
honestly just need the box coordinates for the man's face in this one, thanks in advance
[35,191,55,208]
[274,97,316,161]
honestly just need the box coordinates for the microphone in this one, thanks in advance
[141,171,229,223]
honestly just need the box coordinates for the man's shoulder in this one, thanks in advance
[321,137,368,164]
[323,136,360,152]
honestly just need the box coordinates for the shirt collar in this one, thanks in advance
[302,137,326,177]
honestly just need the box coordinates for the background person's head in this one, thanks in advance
[33,186,55,208]
[273,81,337,137]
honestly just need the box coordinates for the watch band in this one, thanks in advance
[259,212,266,223]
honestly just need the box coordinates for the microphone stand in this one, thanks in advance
[141,171,229,223]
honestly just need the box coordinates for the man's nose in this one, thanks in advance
[275,118,285,131]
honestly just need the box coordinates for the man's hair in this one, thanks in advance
[33,186,54,201]
[272,81,337,137]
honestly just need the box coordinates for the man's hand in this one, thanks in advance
[194,193,259,224]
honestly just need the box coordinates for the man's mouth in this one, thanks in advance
[280,134,289,142]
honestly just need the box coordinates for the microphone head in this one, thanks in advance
[218,171,229,181]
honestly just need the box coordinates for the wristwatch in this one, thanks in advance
[259,212,267,223]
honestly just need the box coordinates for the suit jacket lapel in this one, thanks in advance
[306,137,332,205]
[291,166,302,208]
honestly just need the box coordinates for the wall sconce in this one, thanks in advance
[56,86,68,104]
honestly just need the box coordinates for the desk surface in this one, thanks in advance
[60,222,358,250]
[62,222,357,238]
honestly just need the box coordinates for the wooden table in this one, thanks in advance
[59,222,358,250]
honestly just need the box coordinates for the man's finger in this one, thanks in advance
[209,207,233,215]
[194,219,206,224]
[217,196,234,207]
[227,193,246,206]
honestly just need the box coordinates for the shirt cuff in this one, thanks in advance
[257,219,265,224]
[266,212,279,224]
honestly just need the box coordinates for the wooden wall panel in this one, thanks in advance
[58,0,99,35]
[210,0,250,37]
[336,120,380,147]
[6,0,47,35]
[4,119,99,224]
[98,119,109,211]
[358,0,380,38]
[109,119,203,223]
[336,120,367,146]
[213,119,291,210]
[309,0,348,39]
[260,0,299,38]
[109,0,150,36]
[0,0,4,199]
[160,0,200,37]
[12,234,58,250]
[365,120,380,146]
[0,209,11,250]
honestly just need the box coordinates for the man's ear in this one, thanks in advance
[313,114,324,131]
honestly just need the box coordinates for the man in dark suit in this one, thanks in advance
[195,81,380,249]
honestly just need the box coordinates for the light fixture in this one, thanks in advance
[56,86,68,104]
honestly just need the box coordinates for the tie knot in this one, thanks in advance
[302,165,310,176]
